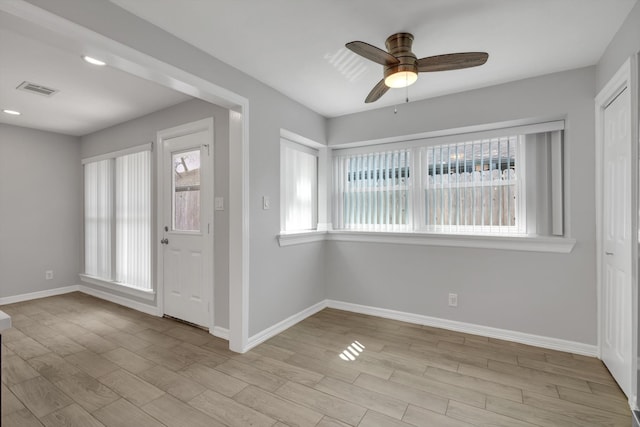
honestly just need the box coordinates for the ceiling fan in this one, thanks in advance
[346,33,489,103]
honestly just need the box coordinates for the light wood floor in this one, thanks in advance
[0,292,631,426]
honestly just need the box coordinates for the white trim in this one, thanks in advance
[278,230,576,251]
[79,274,155,301]
[0,285,80,305]
[82,143,152,164]
[229,109,250,353]
[326,300,598,357]
[595,55,639,404]
[245,300,327,351]
[78,285,160,317]
[281,129,327,149]
[327,231,575,253]
[330,118,565,152]
[278,230,326,247]
[212,326,230,340]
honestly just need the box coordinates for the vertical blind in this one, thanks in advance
[115,151,151,289]
[282,141,318,232]
[84,159,113,279]
[422,136,519,233]
[333,149,412,231]
[84,147,151,291]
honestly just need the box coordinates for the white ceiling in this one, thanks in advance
[0,12,191,136]
[110,0,637,118]
[0,1,637,137]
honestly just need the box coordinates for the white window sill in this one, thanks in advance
[277,230,327,247]
[278,229,576,253]
[79,274,156,300]
[327,231,576,253]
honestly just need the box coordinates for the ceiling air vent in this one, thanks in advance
[16,81,59,97]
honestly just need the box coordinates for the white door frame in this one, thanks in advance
[595,55,639,408]
[0,2,251,352]
[157,118,215,330]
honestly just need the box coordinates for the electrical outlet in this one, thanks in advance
[448,293,458,307]
[45,270,54,280]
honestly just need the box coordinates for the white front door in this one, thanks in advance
[158,119,213,328]
[601,86,632,397]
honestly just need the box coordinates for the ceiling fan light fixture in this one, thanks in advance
[82,55,106,66]
[385,70,418,88]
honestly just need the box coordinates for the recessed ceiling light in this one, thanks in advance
[82,55,106,66]
[2,109,21,116]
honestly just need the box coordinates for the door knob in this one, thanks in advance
[161,238,169,245]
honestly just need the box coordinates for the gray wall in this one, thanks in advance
[596,0,640,92]
[326,67,597,344]
[38,0,330,335]
[0,124,81,298]
[81,98,232,329]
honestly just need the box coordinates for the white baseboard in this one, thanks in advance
[246,300,327,352]
[0,285,80,305]
[326,300,598,357]
[78,285,160,317]
[1,287,599,357]
[212,326,229,340]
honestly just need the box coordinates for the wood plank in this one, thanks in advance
[234,385,324,427]
[98,369,164,406]
[389,370,486,408]
[353,373,448,414]
[53,370,119,412]
[40,403,105,427]
[403,404,474,427]
[457,362,559,398]
[138,365,207,401]
[141,394,224,427]
[178,362,248,397]
[446,400,539,427]
[94,398,168,427]
[423,366,523,402]
[189,389,276,427]
[275,381,367,426]
[9,376,73,417]
[313,376,408,419]
[487,359,592,393]
[522,390,630,426]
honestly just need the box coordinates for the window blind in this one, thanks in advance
[115,151,151,290]
[333,149,412,231]
[83,145,151,292]
[84,159,112,279]
[421,136,521,234]
[281,141,318,232]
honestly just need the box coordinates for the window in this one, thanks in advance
[333,149,412,231]
[332,123,563,237]
[83,147,151,292]
[422,136,522,234]
[281,139,318,232]
[172,149,201,232]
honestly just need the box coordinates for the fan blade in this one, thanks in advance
[417,52,488,72]
[365,79,390,103]
[346,41,400,66]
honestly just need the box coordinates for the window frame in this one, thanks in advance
[325,120,574,253]
[80,143,155,300]
[416,136,527,236]
[280,139,319,233]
